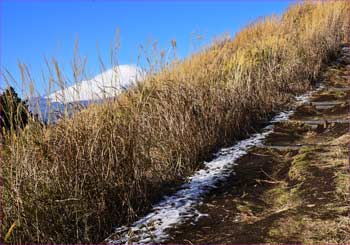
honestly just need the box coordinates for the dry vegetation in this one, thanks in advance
[1,1,350,243]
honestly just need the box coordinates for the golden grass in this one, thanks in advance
[1,1,350,243]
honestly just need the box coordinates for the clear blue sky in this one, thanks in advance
[1,0,294,97]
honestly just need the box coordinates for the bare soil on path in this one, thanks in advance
[166,46,350,244]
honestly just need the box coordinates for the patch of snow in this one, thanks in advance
[106,85,324,244]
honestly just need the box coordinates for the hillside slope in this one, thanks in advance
[165,44,350,244]
[2,1,350,243]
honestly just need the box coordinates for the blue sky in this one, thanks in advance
[1,0,294,97]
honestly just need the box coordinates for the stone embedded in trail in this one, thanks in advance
[294,119,349,125]
[326,87,350,92]
[259,143,342,151]
[310,101,344,105]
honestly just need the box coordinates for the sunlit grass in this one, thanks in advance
[1,1,350,243]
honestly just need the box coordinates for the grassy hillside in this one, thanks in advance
[2,1,350,243]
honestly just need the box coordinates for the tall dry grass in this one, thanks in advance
[1,1,350,243]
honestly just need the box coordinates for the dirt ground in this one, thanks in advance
[166,47,350,243]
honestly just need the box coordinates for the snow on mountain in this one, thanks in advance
[47,64,145,103]
[28,64,145,122]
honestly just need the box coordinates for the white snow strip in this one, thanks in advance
[107,85,324,244]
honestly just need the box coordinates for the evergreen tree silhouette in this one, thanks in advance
[0,86,30,133]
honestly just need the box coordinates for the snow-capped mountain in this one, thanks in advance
[29,64,145,122]
[47,64,145,103]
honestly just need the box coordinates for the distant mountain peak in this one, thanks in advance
[46,64,145,103]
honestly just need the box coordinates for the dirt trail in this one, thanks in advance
[166,46,350,243]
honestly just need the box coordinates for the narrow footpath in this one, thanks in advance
[166,45,350,243]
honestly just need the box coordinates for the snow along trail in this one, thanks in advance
[106,85,324,244]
